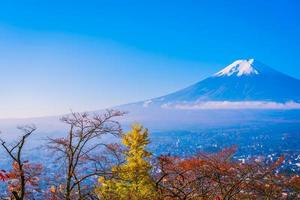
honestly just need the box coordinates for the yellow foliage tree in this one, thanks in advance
[95,124,157,200]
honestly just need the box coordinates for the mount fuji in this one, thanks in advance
[122,59,300,111]
[114,59,300,128]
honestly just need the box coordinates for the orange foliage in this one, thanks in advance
[4,161,43,198]
[155,146,299,200]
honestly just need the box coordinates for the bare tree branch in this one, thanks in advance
[47,110,125,200]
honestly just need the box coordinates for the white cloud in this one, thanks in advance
[161,101,300,110]
[143,100,153,108]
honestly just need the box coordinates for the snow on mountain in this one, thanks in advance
[214,59,259,77]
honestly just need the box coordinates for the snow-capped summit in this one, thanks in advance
[214,59,259,77]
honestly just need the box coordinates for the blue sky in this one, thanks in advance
[0,0,300,118]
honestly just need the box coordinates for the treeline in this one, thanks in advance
[0,110,299,200]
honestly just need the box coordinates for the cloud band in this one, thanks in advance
[161,101,300,110]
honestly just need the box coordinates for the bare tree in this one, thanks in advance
[47,110,125,200]
[0,125,37,200]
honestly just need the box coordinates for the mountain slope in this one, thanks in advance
[145,59,300,105]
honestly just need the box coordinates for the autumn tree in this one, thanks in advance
[0,125,42,200]
[47,110,124,200]
[154,146,298,200]
[96,124,157,200]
